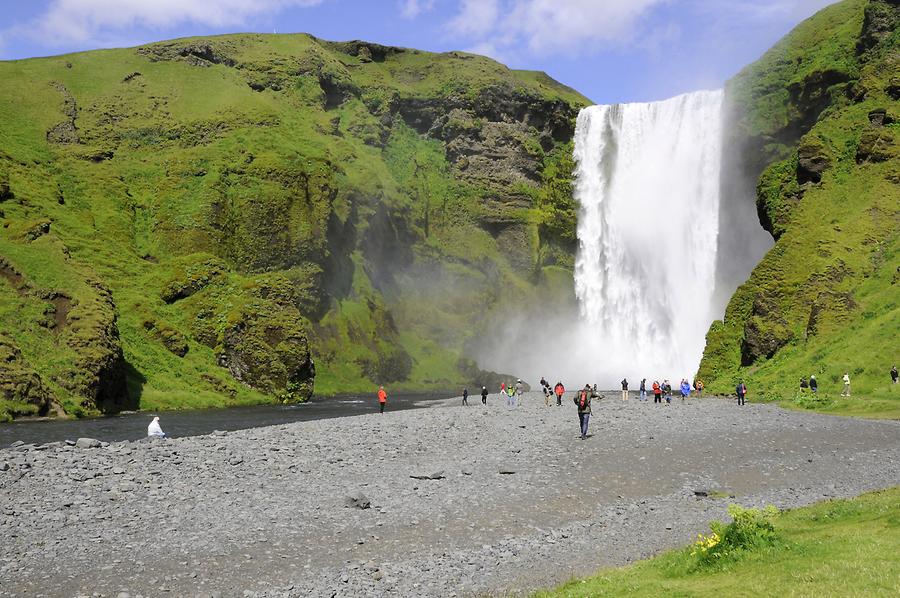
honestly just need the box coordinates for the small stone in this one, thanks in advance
[75,438,101,449]
[498,467,516,475]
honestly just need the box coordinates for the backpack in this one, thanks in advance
[579,390,588,409]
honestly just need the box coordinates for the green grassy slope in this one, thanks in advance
[538,487,900,597]
[0,34,588,419]
[699,0,900,418]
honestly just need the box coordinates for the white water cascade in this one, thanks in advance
[573,90,724,382]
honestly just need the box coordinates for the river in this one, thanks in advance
[0,391,451,447]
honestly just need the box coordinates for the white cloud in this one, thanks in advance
[22,0,323,45]
[448,0,501,39]
[399,0,436,19]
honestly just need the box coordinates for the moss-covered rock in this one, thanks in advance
[0,334,56,419]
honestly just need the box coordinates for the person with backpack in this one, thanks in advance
[892,365,898,385]
[377,386,388,413]
[652,380,662,403]
[639,378,647,401]
[736,381,747,406]
[621,378,629,401]
[543,384,552,407]
[574,384,594,440]
[694,378,704,398]
[481,386,488,405]
[554,381,565,406]
[680,379,691,401]
[841,372,851,397]
[462,387,469,406]
[800,377,808,392]
[507,383,516,407]
[810,375,818,393]
[663,380,672,404]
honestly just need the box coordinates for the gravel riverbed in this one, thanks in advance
[1,393,898,597]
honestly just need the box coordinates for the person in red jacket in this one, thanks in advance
[652,380,662,404]
[554,382,565,406]
[377,386,387,413]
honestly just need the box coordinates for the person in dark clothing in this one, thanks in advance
[736,381,747,406]
[540,377,549,391]
[574,384,594,440]
[800,377,808,392]
[621,378,629,401]
[481,386,488,405]
[639,378,647,401]
[810,375,818,393]
[462,387,469,406]
[891,366,898,384]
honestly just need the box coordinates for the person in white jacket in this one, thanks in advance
[147,416,166,438]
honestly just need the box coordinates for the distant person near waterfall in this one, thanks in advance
[621,378,629,401]
[693,378,704,398]
[639,378,647,401]
[652,380,662,403]
[663,380,673,404]
[680,379,691,401]
[377,386,388,413]
[506,384,516,407]
[892,366,898,384]
[481,386,488,405]
[554,382,565,406]
[462,387,469,406]
[574,384,594,440]
[147,416,166,438]
[736,381,747,406]
[810,375,818,393]
[841,372,851,397]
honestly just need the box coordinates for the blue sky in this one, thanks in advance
[0,0,837,104]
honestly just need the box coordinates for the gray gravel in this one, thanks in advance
[1,393,898,597]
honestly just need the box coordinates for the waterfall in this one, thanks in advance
[573,90,724,382]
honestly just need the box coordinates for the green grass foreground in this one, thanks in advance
[536,487,900,598]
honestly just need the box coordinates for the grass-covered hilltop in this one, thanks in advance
[700,0,900,418]
[0,34,588,419]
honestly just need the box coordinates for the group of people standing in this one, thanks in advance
[621,378,705,404]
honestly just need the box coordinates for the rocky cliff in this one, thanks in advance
[700,0,899,410]
[0,34,587,418]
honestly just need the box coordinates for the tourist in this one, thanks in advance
[800,377,808,392]
[841,372,851,397]
[540,376,549,391]
[892,366,898,384]
[462,387,469,406]
[810,375,818,393]
[543,384,552,407]
[621,378,629,401]
[639,378,647,401]
[736,381,747,406]
[500,381,506,401]
[147,416,166,438]
[378,385,388,413]
[481,386,488,405]
[507,383,516,407]
[554,381,565,406]
[515,379,524,399]
[652,380,662,403]
[680,379,691,401]
[663,380,672,404]
[694,378,704,398]
[574,384,593,440]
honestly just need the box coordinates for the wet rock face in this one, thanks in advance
[741,293,793,366]
[796,138,831,184]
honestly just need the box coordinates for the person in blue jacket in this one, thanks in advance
[680,379,691,401]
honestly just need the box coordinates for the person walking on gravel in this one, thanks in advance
[554,381,565,406]
[736,381,747,406]
[652,380,662,403]
[574,384,593,440]
[841,372,851,397]
[481,386,488,405]
[507,383,516,407]
[680,379,691,401]
[377,386,388,413]
[892,366,898,385]
[639,378,647,401]
[694,378,704,398]
[621,378,629,401]
[543,384,552,407]
[663,380,672,404]
[462,387,469,406]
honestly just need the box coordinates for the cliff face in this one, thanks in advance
[0,34,587,418]
[700,0,899,405]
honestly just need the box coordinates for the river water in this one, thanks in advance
[0,392,451,447]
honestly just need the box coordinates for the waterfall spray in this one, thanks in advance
[573,90,724,382]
